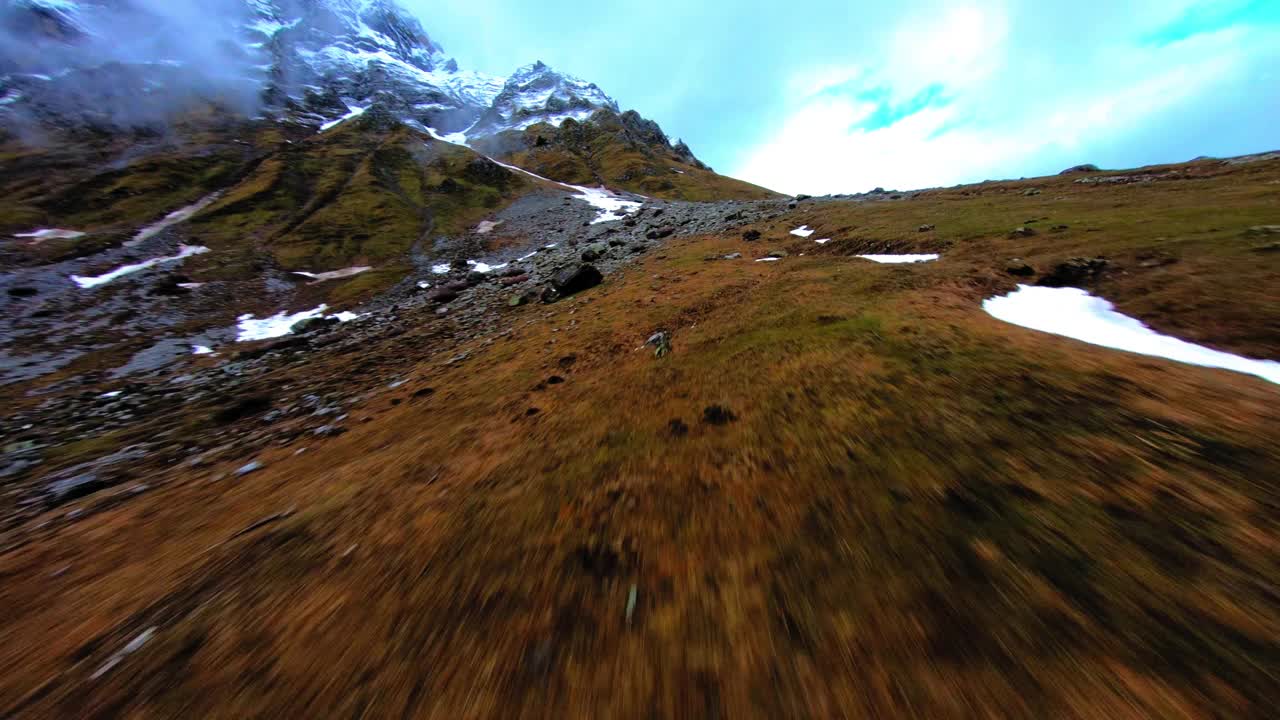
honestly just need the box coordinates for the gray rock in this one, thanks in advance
[1005,259,1036,277]
[1038,257,1109,287]
[546,264,603,301]
[1060,164,1101,174]
[236,461,264,477]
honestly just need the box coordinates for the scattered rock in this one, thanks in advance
[645,227,675,240]
[722,252,742,260]
[1010,226,1038,238]
[918,224,935,233]
[1022,188,1042,196]
[1038,257,1109,287]
[702,405,737,426]
[498,274,530,286]
[1246,226,1280,236]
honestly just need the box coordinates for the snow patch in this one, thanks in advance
[570,185,642,224]
[292,266,371,282]
[192,345,214,355]
[857,254,939,264]
[815,238,831,245]
[14,228,85,241]
[319,105,366,132]
[790,226,815,238]
[756,257,781,263]
[127,193,222,247]
[484,155,642,223]
[71,245,210,289]
[466,260,507,274]
[235,305,357,342]
[425,126,470,145]
[984,285,1280,385]
[430,263,451,275]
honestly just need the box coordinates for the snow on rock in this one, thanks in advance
[857,254,939,264]
[790,226,815,238]
[430,263,451,275]
[71,245,210,289]
[235,304,357,342]
[568,184,642,224]
[292,266,372,282]
[485,155,642,223]
[320,105,367,132]
[466,260,507,274]
[14,228,86,241]
[127,193,222,247]
[984,285,1280,385]
[192,345,214,355]
[426,125,470,145]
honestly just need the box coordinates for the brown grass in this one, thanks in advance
[0,156,1278,719]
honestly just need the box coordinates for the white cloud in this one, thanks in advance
[732,8,1277,196]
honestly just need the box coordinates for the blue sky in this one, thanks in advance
[405,0,1280,194]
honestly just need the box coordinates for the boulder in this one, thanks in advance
[544,264,603,302]
[290,316,339,335]
[1038,257,1109,287]
[427,288,459,304]
[646,226,675,240]
[1060,164,1101,174]
[1005,259,1036,277]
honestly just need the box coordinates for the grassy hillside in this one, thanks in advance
[1,107,541,303]
[1,155,1278,718]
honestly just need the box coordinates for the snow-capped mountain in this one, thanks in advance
[0,0,630,142]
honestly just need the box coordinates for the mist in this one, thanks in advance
[0,0,271,130]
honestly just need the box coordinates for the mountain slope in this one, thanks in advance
[0,153,1277,718]
[475,109,781,201]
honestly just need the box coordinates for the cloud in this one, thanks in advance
[731,1,1280,195]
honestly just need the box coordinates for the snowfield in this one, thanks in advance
[984,285,1280,385]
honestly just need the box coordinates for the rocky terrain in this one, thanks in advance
[2,0,1279,718]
